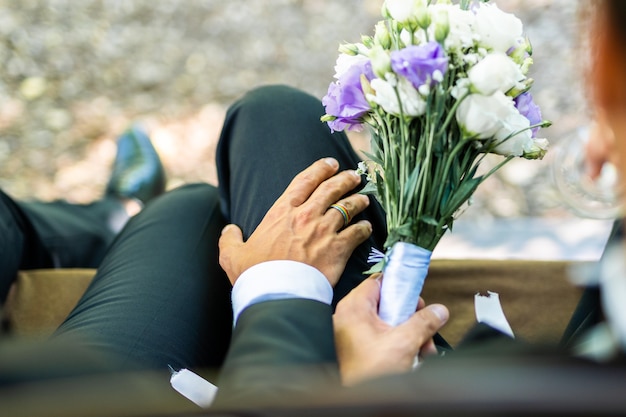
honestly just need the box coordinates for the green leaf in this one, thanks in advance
[403,165,421,207]
[362,150,383,166]
[359,181,379,196]
[420,216,439,227]
[446,218,455,232]
[363,261,384,275]
[442,177,482,217]
[451,158,461,183]
[440,185,452,211]
[394,221,414,236]
[384,220,415,248]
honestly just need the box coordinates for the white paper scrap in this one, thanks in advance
[169,367,218,408]
[474,291,514,338]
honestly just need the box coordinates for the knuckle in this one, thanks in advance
[298,172,319,188]
[397,337,415,353]
[357,223,372,239]
[324,181,345,197]
[338,199,355,211]
[357,194,371,208]
[421,309,442,332]
[343,223,371,243]
[295,164,331,189]
[293,207,314,226]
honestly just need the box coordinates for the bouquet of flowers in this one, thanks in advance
[322,0,550,326]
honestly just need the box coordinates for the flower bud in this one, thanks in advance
[520,56,533,75]
[361,35,375,48]
[338,43,360,56]
[523,36,533,56]
[509,37,532,65]
[416,3,431,30]
[374,21,392,49]
[433,9,449,44]
[360,74,375,99]
[320,114,337,123]
[508,77,534,97]
[381,2,391,19]
[522,138,549,160]
[369,45,392,78]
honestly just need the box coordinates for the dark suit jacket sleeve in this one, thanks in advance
[213,298,341,408]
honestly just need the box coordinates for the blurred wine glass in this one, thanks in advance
[552,127,623,219]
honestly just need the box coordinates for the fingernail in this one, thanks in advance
[221,224,235,235]
[324,157,338,168]
[429,304,449,323]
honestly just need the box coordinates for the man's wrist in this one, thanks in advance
[231,260,333,324]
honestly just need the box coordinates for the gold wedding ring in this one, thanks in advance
[329,203,352,227]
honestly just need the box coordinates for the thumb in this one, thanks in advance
[401,303,449,346]
[353,274,383,311]
[219,224,244,247]
[336,274,381,317]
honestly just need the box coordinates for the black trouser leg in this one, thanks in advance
[17,198,122,269]
[0,190,120,303]
[0,190,53,302]
[216,85,387,305]
[53,184,232,372]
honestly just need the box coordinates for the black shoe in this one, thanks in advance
[106,125,166,205]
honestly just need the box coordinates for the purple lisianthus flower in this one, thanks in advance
[322,60,375,132]
[390,42,448,89]
[514,92,542,137]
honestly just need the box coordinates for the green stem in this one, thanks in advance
[481,155,515,181]
[433,137,471,212]
[436,91,469,137]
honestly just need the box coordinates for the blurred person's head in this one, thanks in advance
[585,1,626,185]
[586,3,626,354]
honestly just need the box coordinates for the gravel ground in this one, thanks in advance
[0,0,587,220]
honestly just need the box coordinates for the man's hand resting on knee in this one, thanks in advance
[219,157,372,286]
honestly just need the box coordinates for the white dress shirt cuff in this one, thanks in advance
[231,260,333,324]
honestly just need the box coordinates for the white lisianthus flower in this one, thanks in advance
[456,92,513,139]
[385,0,426,24]
[468,53,525,95]
[492,111,533,157]
[397,77,427,116]
[334,52,369,79]
[474,3,523,53]
[369,76,426,117]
